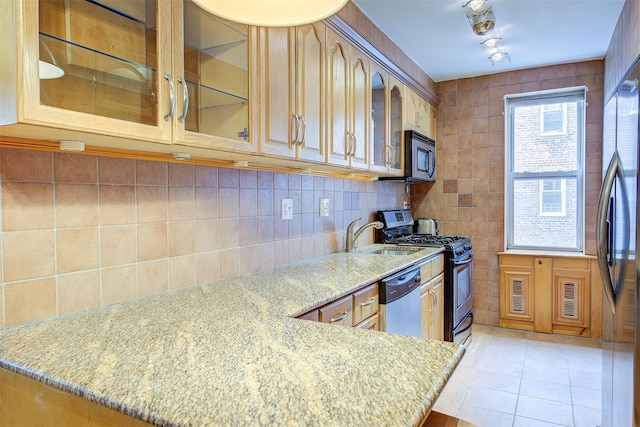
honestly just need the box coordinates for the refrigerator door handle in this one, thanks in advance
[597,152,621,313]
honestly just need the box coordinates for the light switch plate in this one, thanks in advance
[319,198,329,217]
[281,198,293,220]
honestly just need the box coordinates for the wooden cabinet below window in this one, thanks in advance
[499,254,598,337]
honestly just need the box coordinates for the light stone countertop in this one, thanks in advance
[0,244,464,426]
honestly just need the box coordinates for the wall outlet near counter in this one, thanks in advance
[281,198,293,220]
[319,198,329,217]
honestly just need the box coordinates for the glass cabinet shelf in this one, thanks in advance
[40,33,156,93]
[186,80,248,109]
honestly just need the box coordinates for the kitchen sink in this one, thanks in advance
[365,246,423,256]
[368,249,416,256]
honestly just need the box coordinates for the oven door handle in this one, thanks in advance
[453,254,473,266]
[455,312,473,335]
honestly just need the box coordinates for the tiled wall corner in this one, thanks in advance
[412,60,605,327]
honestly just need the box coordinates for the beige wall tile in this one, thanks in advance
[168,221,195,257]
[56,228,99,274]
[238,245,259,275]
[137,223,168,261]
[100,225,137,267]
[258,242,275,271]
[5,278,56,327]
[1,149,52,181]
[239,189,257,217]
[102,264,137,305]
[218,188,239,218]
[3,230,55,281]
[138,259,169,297]
[136,160,166,186]
[196,252,219,284]
[58,270,100,315]
[168,163,194,187]
[54,153,97,183]
[169,255,195,289]
[55,184,99,228]
[195,219,219,252]
[218,249,239,279]
[99,185,135,225]
[2,182,54,231]
[99,157,135,184]
[136,186,167,223]
[218,168,239,188]
[218,218,239,249]
[195,187,217,219]
[196,165,217,188]
[168,187,194,221]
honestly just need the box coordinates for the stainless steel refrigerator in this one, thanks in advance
[597,56,639,427]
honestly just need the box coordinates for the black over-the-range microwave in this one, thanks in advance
[380,130,436,183]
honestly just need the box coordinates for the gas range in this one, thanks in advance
[375,209,472,256]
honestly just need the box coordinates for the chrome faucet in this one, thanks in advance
[345,217,384,252]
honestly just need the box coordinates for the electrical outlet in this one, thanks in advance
[403,201,410,209]
[281,198,293,220]
[319,198,329,217]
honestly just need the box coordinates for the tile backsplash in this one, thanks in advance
[0,148,406,328]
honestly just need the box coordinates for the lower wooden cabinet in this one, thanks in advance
[420,272,444,340]
[298,283,379,331]
[499,254,596,336]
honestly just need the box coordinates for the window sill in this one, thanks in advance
[498,249,596,259]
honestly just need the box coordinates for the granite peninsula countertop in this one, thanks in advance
[0,244,464,426]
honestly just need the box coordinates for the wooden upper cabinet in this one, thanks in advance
[367,69,404,176]
[326,28,369,170]
[2,0,173,143]
[258,23,325,163]
[2,0,258,153]
[403,85,436,139]
[172,0,257,153]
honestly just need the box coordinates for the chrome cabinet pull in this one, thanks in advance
[177,76,189,124]
[359,297,375,307]
[329,311,349,323]
[292,114,300,144]
[299,115,306,145]
[163,73,175,121]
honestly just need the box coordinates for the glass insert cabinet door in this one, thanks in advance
[175,0,251,149]
[34,0,173,142]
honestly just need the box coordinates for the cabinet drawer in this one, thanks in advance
[319,295,352,327]
[355,313,379,331]
[432,254,444,275]
[298,309,319,322]
[352,283,378,326]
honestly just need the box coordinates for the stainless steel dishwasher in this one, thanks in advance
[378,265,421,337]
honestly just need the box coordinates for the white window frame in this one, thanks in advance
[539,178,566,216]
[540,103,567,135]
[504,87,586,253]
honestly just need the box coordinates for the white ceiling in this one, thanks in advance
[352,0,626,82]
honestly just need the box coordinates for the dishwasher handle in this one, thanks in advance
[379,267,421,304]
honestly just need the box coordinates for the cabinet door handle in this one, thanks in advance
[292,114,300,144]
[359,297,375,307]
[299,115,306,145]
[163,73,175,121]
[329,311,349,323]
[177,76,189,124]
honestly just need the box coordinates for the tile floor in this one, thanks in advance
[433,325,603,427]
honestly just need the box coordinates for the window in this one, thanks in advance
[505,87,586,252]
[541,103,567,135]
[540,179,566,216]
